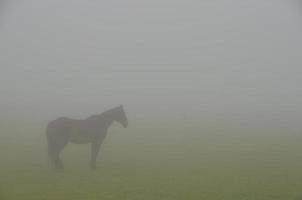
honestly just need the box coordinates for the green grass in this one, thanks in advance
[0,122,302,200]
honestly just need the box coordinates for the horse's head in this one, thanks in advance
[115,105,128,128]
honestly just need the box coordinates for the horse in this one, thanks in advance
[46,105,128,171]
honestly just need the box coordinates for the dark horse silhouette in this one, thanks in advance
[46,105,128,171]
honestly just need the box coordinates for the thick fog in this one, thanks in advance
[1,0,302,128]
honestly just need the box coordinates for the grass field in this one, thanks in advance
[0,121,302,200]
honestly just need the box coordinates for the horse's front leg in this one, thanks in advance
[90,139,103,170]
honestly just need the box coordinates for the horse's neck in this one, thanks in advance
[93,110,116,130]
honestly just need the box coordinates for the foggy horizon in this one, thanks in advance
[1,0,302,128]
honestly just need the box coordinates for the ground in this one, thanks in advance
[0,121,301,200]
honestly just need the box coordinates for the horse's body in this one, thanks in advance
[46,105,128,171]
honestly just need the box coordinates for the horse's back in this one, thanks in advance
[48,117,72,130]
[47,117,97,144]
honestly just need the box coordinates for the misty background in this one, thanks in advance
[1,0,302,128]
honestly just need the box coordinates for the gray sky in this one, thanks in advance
[1,0,302,127]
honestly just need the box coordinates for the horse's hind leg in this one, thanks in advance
[48,142,66,171]
[47,131,68,171]
[48,142,63,170]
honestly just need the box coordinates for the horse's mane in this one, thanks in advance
[87,106,120,121]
